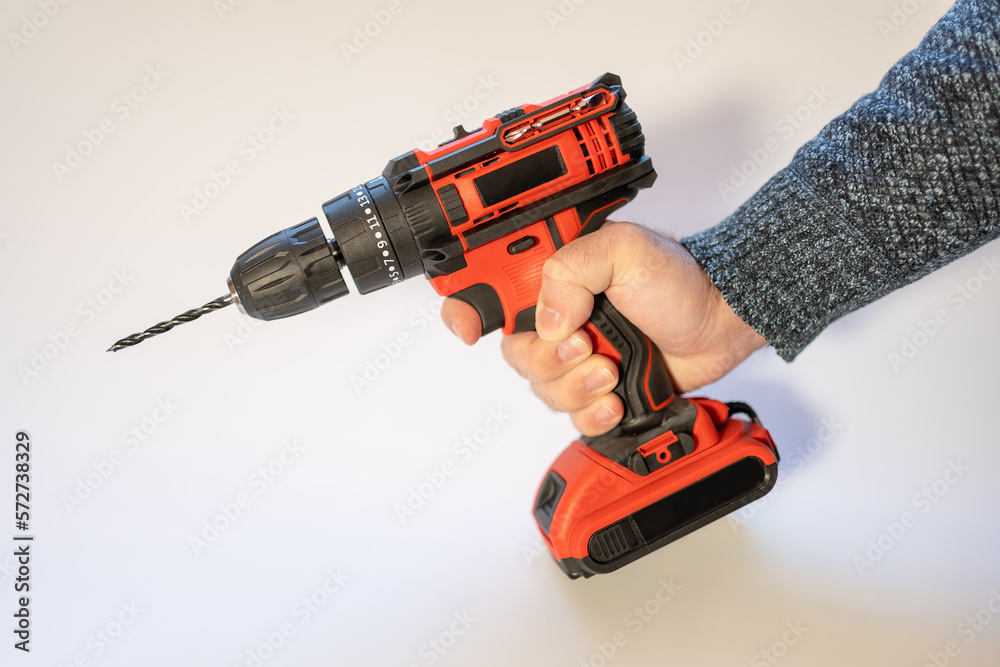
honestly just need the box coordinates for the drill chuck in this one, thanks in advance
[227,173,426,320]
[228,218,348,321]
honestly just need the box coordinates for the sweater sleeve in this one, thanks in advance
[680,0,1000,361]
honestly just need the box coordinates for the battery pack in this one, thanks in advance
[534,399,779,578]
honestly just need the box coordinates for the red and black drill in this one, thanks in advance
[111,73,779,578]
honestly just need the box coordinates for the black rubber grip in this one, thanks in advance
[587,295,674,434]
[580,296,698,476]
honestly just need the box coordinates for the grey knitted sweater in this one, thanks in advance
[681,0,1000,361]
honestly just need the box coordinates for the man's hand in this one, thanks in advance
[440,222,768,436]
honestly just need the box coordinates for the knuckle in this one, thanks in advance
[499,336,517,364]
[529,342,563,381]
[612,222,663,263]
[530,382,564,413]
[602,220,643,248]
[571,411,602,437]
[503,359,531,383]
[541,252,575,285]
[500,334,534,379]
[608,222,650,244]
[604,222,662,287]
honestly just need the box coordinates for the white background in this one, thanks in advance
[2,0,998,665]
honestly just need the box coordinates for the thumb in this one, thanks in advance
[440,297,483,345]
[535,222,648,342]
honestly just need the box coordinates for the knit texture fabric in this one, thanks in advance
[681,0,1000,361]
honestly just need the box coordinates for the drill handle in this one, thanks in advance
[583,295,676,435]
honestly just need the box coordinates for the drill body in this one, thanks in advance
[137,73,779,578]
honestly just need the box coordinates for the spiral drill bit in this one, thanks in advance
[107,294,234,352]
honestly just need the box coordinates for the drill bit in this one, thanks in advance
[107,294,234,352]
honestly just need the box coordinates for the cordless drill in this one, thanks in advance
[112,73,779,578]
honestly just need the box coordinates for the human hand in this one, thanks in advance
[441,222,768,436]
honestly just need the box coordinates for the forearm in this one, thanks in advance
[682,0,1000,361]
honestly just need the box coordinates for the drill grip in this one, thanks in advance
[584,295,675,435]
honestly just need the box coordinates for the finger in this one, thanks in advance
[501,328,593,383]
[570,393,625,437]
[440,298,483,345]
[535,222,649,342]
[529,354,619,413]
